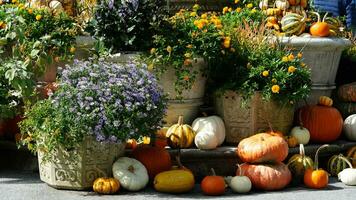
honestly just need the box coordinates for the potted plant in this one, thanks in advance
[0,3,78,82]
[19,59,167,190]
[212,6,311,144]
[88,0,167,63]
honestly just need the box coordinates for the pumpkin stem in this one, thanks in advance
[298,108,305,129]
[177,116,184,126]
[202,112,208,117]
[299,144,306,157]
[236,163,244,176]
[338,156,354,169]
[267,121,274,132]
[310,11,321,22]
[314,144,329,170]
[211,168,217,176]
[128,165,135,173]
[322,12,329,22]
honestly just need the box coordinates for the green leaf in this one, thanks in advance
[5,69,16,81]
[31,49,40,58]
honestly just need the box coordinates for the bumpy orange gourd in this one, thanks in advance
[304,144,330,189]
[318,96,333,107]
[132,145,172,179]
[237,162,292,190]
[93,178,120,194]
[347,146,356,167]
[298,105,343,143]
[310,12,330,37]
[237,133,289,163]
[201,169,226,196]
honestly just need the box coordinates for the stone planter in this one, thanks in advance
[279,37,351,104]
[167,0,233,13]
[159,58,207,125]
[215,91,294,144]
[38,137,125,190]
[105,52,142,64]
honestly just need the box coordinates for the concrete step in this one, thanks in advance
[2,140,356,180]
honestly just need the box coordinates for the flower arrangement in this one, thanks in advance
[89,0,167,52]
[20,59,167,157]
[213,21,312,104]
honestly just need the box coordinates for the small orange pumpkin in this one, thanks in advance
[310,12,330,37]
[126,139,138,149]
[304,144,330,189]
[284,135,298,148]
[318,96,333,107]
[93,177,120,194]
[201,168,226,196]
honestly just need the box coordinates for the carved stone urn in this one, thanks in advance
[38,137,125,190]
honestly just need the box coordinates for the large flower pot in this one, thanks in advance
[279,37,351,104]
[38,137,125,190]
[214,91,294,144]
[159,58,207,125]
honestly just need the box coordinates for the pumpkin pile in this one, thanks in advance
[236,132,292,190]
[259,0,344,36]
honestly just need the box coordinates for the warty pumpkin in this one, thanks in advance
[287,144,314,182]
[132,145,172,179]
[310,12,330,37]
[166,116,195,148]
[327,154,350,177]
[201,168,226,196]
[281,12,307,36]
[346,146,356,167]
[93,177,120,194]
[298,105,343,143]
[154,169,195,193]
[237,162,292,190]
[338,82,356,102]
[304,144,330,189]
[237,133,289,163]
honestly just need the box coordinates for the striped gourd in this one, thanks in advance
[347,146,356,168]
[327,154,350,176]
[281,12,307,36]
[287,144,314,182]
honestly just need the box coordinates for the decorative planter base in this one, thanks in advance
[165,99,204,126]
[38,137,125,190]
[215,91,294,144]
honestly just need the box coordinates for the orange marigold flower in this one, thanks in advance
[184,59,192,66]
[223,36,231,48]
[272,85,280,93]
[288,54,295,61]
[183,75,190,81]
[35,15,42,21]
[201,13,208,19]
[235,7,242,13]
[288,66,296,73]
[282,56,289,62]
[301,62,306,67]
[246,3,253,9]
[297,52,303,58]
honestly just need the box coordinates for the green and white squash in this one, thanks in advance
[281,12,307,36]
[327,154,350,177]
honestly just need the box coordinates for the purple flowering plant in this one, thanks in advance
[19,59,167,156]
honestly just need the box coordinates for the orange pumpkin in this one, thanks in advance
[310,12,330,37]
[300,0,307,8]
[318,96,333,107]
[288,0,300,6]
[304,144,330,189]
[338,82,356,102]
[201,168,225,196]
[237,133,289,163]
[132,145,172,179]
[284,135,298,148]
[237,162,292,190]
[298,105,343,143]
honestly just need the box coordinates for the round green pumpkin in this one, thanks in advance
[327,154,350,177]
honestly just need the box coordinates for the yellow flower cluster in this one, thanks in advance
[223,36,231,48]
[194,14,222,30]
[262,70,269,77]
[222,6,232,14]
[288,66,296,73]
[36,15,42,21]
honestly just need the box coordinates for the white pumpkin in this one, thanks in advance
[49,0,64,12]
[259,0,270,10]
[192,115,225,150]
[344,114,356,141]
[290,126,310,145]
[337,156,356,185]
[112,157,149,191]
[275,0,290,10]
[225,164,252,193]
